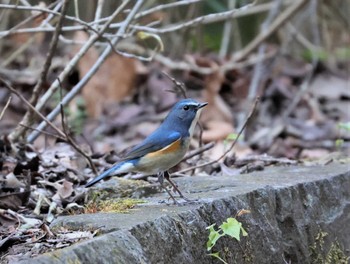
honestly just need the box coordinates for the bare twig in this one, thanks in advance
[0,3,100,36]
[135,0,201,19]
[248,0,283,99]
[27,0,144,143]
[234,0,309,62]
[94,0,105,21]
[182,142,215,161]
[33,1,131,113]
[286,22,321,52]
[0,96,11,121]
[133,0,257,34]
[283,0,320,118]
[156,47,277,75]
[0,1,61,39]
[219,0,236,59]
[73,0,80,20]
[0,77,65,139]
[59,93,98,175]
[19,124,65,140]
[0,1,285,37]
[177,97,260,174]
[1,2,62,67]
[236,155,298,165]
[162,71,187,98]
[9,0,69,142]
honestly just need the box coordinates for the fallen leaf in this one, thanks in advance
[3,173,25,189]
[73,31,138,118]
[190,57,234,142]
[310,75,350,100]
[55,180,73,199]
[146,69,177,111]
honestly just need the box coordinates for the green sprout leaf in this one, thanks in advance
[337,122,350,131]
[241,226,248,237]
[137,31,164,52]
[335,139,344,149]
[206,224,224,251]
[208,252,228,264]
[206,214,249,263]
[220,218,242,241]
[223,133,244,148]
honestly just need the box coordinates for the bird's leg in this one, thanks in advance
[158,172,178,205]
[158,171,164,185]
[163,171,190,201]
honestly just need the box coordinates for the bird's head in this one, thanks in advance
[163,99,208,136]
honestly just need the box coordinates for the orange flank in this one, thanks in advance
[146,138,182,158]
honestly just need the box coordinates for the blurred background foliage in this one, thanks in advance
[2,0,348,65]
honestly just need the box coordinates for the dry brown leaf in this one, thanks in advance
[310,75,350,100]
[40,143,87,172]
[195,58,234,142]
[10,2,46,47]
[55,179,73,199]
[300,149,331,160]
[4,173,25,189]
[73,31,138,118]
[0,191,30,210]
[146,69,177,111]
[202,120,233,142]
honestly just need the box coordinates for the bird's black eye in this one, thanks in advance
[183,105,189,111]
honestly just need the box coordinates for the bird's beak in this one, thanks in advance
[197,102,208,109]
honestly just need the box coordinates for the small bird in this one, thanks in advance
[85,98,208,203]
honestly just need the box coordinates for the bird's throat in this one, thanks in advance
[188,108,203,138]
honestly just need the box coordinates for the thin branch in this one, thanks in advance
[9,0,69,141]
[283,0,320,119]
[0,78,65,139]
[131,0,262,34]
[177,97,260,174]
[236,155,298,165]
[135,0,201,19]
[94,0,105,21]
[0,0,295,43]
[286,22,321,52]
[32,0,130,114]
[0,96,11,121]
[234,0,309,62]
[162,71,187,98]
[27,0,145,143]
[219,0,236,59]
[248,0,283,99]
[73,0,80,20]
[0,1,61,39]
[58,80,98,175]
[86,0,201,27]
[0,24,84,36]
[155,47,277,75]
[1,2,62,67]
[182,142,215,161]
[19,124,65,140]
[0,3,99,35]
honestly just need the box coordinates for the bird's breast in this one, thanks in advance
[134,137,190,174]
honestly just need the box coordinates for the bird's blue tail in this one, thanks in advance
[85,160,135,187]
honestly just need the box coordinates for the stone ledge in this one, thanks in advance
[19,163,350,263]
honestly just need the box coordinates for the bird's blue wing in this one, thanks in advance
[122,131,181,160]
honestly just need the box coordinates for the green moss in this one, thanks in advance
[310,231,349,264]
[86,178,151,200]
[88,190,109,201]
[242,239,254,263]
[85,198,146,213]
[325,242,349,264]
[67,258,82,264]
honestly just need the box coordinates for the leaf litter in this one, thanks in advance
[0,41,349,263]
